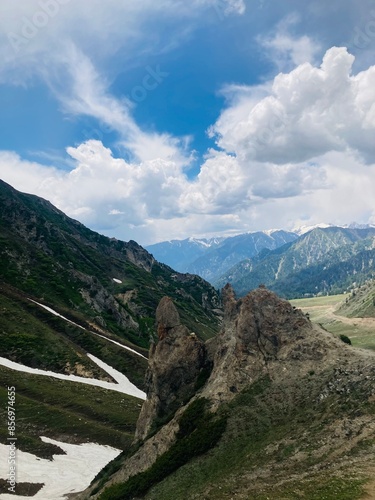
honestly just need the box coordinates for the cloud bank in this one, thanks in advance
[0,1,375,244]
[1,47,375,244]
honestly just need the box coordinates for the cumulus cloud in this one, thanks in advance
[179,151,249,214]
[0,142,248,227]
[212,47,375,165]
[1,142,375,244]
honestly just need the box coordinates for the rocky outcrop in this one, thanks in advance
[202,284,313,405]
[79,285,364,499]
[135,296,209,441]
[123,239,155,272]
[136,286,315,439]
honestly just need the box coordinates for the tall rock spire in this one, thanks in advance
[135,297,208,441]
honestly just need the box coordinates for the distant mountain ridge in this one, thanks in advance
[215,226,375,298]
[147,224,375,294]
[146,230,298,283]
[145,237,225,274]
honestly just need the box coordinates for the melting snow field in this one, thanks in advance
[91,331,147,359]
[0,299,146,497]
[0,356,146,399]
[28,300,85,330]
[0,437,121,499]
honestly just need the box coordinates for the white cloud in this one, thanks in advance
[1,2,375,244]
[0,0,245,78]
[0,1,246,167]
[44,43,189,165]
[2,142,375,245]
[3,46,375,244]
[179,151,249,214]
[212,47,375,165]
[219,0,246,16]
[0,141,189,230]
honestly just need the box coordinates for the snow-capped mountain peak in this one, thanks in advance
[292,223,334,235]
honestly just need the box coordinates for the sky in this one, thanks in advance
[0,0,375,245]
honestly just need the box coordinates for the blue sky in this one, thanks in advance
[1,0,375,244]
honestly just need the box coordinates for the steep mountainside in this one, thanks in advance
[0,179,221,355]
[147,230,298,283]
[338,279,375,318]
[186,230,298,283]
[216,227,375,298]
[78,287,375,500]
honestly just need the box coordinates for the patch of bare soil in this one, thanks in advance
[0,478,44,496]
[361,469,375,499]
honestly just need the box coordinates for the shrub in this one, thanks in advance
[339,334,352,345]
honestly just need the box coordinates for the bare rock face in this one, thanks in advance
[202,284,313,405]
[135,297,208,441]
[135,287,314,440]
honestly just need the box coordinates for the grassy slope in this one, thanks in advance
[80,288,375,500]
[290,294,375,351]
[0,364,141,460]
[338,280,375,318]
[0,180,221,348]
[124,372,375,499]
[0,282,148,388]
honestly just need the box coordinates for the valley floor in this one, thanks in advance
[290,294,375,351]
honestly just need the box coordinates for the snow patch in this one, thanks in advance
[30,299,147,359]
[0,437,121,500]
[0,356,146,399]
[293,223,334,235]
[28,300,85,330]
[87,354,146,399]
[91,331,147,360]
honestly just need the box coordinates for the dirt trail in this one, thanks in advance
[304,304,375,329]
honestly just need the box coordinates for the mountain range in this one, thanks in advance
[76,286,375,499]
[1,179,375,499]
[146,230,298,283]
[216,226,375,298]
[0,179,220,350]
[148,224,375,299]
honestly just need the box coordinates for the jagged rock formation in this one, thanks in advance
[202,284,313,406]
[135,297,208,441]
[77,286,375,500]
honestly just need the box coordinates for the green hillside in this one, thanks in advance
[0,364,141,459]
[338,280,375,318]
[0,180,221,350]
